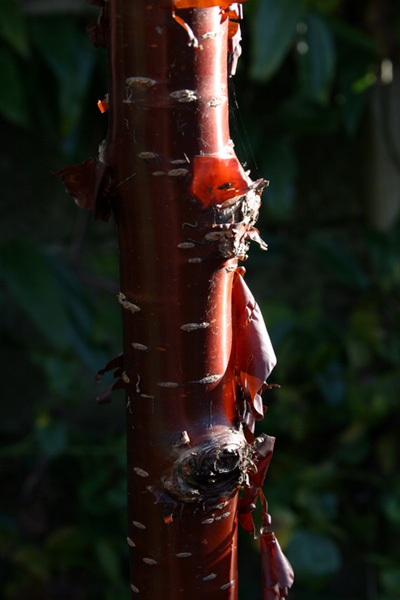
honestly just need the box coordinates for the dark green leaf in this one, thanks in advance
[0,240,74,350]
[35,415,68,458]
[47,255,92,338]
[250,0,305,82]
[380,566,400,596]
[310,235,368,289]
[338,65,370,136]
[79,469,113,517]
[332,18,377,135]
[29,18,95,137]
[0,240,101,367]
[297,13,336,104]
[308,0,343,13]
[277,96,340,134]
[381,482,400,525]
[45,526,90,571]
[0,47,29,128]
[13,545,49,581]
[0,0,29,56]
[32,353,80,399]
[46,254,101,369]
[316,360,345,407]
[95,539,122,585]
[260,138,297,222]
[286,530,341,576]
[327,15,377,53]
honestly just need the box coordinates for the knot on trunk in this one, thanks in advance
[162,429,257,506]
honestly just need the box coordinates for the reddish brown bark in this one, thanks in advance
[58,1,293,598]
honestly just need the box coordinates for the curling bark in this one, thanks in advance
[58,1,294,598]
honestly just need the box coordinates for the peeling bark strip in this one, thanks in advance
[59,1,293,599]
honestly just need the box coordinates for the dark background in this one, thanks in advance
[1,0,400,598]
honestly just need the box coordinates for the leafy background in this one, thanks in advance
[1,0,400,599]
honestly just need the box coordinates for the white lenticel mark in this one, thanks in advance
[131,584,139,593]
[177,242,195,249]
[208,97,224,107]
[170,89,198,102]
[143,558,158,565]
[117,292,141,313]
[157,382,180,388]
[191,375,221,385]
[176,552,192,558]
[132,521,146,530]
[202,31,223,39]
[203,573,217,581]
[126,76,156,88]
[168,168,189,177]
[127,537,136,547]
[133,467,149,478]
[220,581,234,591]
[138,151,157,159]
[180,322,210,332]
[204,231,226,241]
[214,501,229,510]
[131,342,149,351]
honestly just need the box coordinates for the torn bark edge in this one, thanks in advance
[191,155,252,209]
[190,154,269,259]
[95,353,125,404]
[225,6,243,77]
[172,11,201,49]
[231,268,276,433]
[260,529,294,600]
[171,2,243,68]
[86,2,109,48]
[237,434,274,536]
[56,157,113,222]
[147,485,178,525]
[237,435,294,599]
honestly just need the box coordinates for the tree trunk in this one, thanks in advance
[58,1,293,598]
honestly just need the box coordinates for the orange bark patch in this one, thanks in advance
[172,11,200,48]
[174,0,248,8]
[191,156,251,208]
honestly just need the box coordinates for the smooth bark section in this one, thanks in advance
[54,1,293,598]
[105,4,243,599]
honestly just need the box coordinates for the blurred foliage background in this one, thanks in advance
[1,0,400,598]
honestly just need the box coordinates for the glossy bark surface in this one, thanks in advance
[58,1,291,598]
[106,5,241,597]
